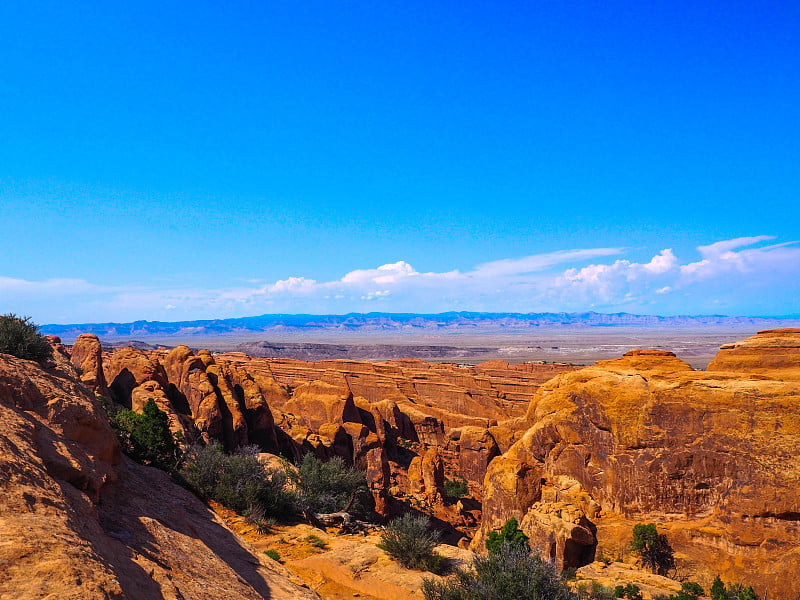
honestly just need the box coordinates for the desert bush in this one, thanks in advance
[709,577,758,600]
[264,549,281,561]
[422,543,573,600]
[181,443,296,518]
[613,583,644,600]
[443,478,468,499]
[631,523,675,575]
[110,398,179,470]
[0,314,52,362]
[379,513,443,572]
[293,454,367,514]
[578,582,614,600]
[304,533,328,549]
[485,517,530,554]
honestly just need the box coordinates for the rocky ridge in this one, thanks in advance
[84,339,574,525]
[0,344,319,600]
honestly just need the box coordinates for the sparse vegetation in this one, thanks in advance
[110,398,180,471]
[245,502,275,534]
[709,576,758,600]
[631,523,675,575]
[614,583,644,600]
[574,582,643,600]
[0,314,52,362]
[292,454,368,515]
[379,513,444,572]
[304,533,328,549]
[181,443,296,518]
[576,582,615,600]
[422,543,573,600]
[443,478,468,499]
[264,549,281,561]
[485,517,530,554]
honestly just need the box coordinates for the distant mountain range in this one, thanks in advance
[40,311,800,341]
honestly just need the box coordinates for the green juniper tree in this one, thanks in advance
[0,314,52,362]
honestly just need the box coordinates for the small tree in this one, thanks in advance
[423,543,573,600]
[110,398,179,470]
[711,576,727,600]
[293,454,367,514]
[485,517,530,554]
[443,478,468,499]
[613,584,644,600]
[379,513,443,572]
[631,523,675,575]
[0,314,52,362]
[708,578,758,600]
[673,582,704,600]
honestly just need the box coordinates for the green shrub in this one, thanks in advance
[443,478,468,499]
[654,581,713,600]
[709,577,758,600]
[0,314,52,362]
[264,549,281,561]
[110,398,179,470]
[181,443,296,518]
[379,513,443,572]
[422,543,573,600]
[613,584,644,600]
[676,582,704,600]
[293,454,367,514]
[485,517,530,554]
[304,533,328,549]
[631,523,675,575]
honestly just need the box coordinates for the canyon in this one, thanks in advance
[1,328,799,598]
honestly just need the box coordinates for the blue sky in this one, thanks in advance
[1,1,798,323]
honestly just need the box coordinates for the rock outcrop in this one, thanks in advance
[476,333,800,597]
[70,333,109,395]
[706,328,800,377]
[0,352,319,600]
[90,345,573,522]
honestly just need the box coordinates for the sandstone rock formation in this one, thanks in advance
[706,327,800,377]
[477,334,800,597]
[90,344,573,523]
[0,352,319,600]
[70,333,108,395]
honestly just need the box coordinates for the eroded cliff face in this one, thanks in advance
[476,332,800,598]
[0,349,319,600]
[98,344,573,522]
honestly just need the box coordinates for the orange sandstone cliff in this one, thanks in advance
[93,340,573,524]
[476,330,800,598]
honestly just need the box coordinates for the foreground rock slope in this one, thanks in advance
[477,330,800,598]
[0,348,318,600]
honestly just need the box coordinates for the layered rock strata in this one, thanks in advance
[96,346,572,518]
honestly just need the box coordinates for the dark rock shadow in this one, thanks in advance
[92,457,276,599]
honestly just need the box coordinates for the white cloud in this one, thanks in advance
[679,236,799,282]
[3,236,798,322]
[269,277,318,293]
[341,261,419,284]
[470,248,623,278]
